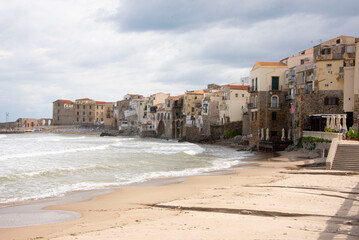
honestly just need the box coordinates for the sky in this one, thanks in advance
[1,0,359,121]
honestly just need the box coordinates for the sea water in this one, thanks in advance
[0,133,251,204]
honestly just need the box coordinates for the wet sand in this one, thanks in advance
[1,150,359,239]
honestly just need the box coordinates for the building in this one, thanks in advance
[246,61,289,147]
[220,84,249,124]
[53,99,74,125]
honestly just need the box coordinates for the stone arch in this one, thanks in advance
[157,120,165,137]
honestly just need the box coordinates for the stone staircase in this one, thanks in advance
[331,143,359,171]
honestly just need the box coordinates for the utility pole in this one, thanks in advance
[6,112,9,122]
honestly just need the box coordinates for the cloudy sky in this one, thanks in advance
[1,0,359,121]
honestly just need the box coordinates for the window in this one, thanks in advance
[191,107,194,112]
[242,94,244,97]
[255,78,258,90]
[251,112,254,121]
[83,117,85,122]
[89,118,92,122]
[272,112,277,120]
[327,64,332,67]
[97,106,99,109]
[271,131,277,137]
[235,93,238,97]
[324,97,339,105]
[101,118,103,121]
[271,77,279,90]
[96,112,99,116]
[89,106,91,110]
[77,118,79,122]
[101,106,103,110]
[255,111,257,120]
[77,105,79,109]
[83,105,85,109]
[58,103,60,107]
[57,116,60,120]
[321,48,331,55]
[271,96,278,108]
[89,112,91,116]
[77,112,79,115]
[300,59,305,65]
[339,67,344,73]
[327,70,332,75]
[336,39,340,44]
[83,112,85,115]
[57,109,60,113]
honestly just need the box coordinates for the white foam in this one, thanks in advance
[0,144,112,160]
[0,135,7,139]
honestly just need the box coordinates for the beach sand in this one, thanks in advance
[1,150,359,240]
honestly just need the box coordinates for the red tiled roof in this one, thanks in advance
[58,99,73,104]
[95,101,106,105]
[225,85,249,90]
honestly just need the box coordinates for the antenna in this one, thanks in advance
[6,112,9,122]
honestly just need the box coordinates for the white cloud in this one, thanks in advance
[0,0,359,121]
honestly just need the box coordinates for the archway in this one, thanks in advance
[157,120,165,137]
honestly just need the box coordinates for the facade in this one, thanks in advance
[220,85,249,124]
[53,99,74,125]
[74,98,96,126]
[246,61,289,146]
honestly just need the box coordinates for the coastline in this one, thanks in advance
[1,149,359,239]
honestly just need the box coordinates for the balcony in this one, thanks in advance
[248,86,258,93]
[285,95,294,101]
[247,103,257,109]
[268,103,283,110]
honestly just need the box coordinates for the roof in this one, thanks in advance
[169,95,184,99]
[252,61,288,71]
[95,101,106,105]
[76,98,93,101]
[186,90,206,95]
[56,99,73,104]
[224,85,249,90]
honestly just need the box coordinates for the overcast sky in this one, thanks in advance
[1,0,359,121]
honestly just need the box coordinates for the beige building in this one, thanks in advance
[220,85,249,124]
[94,101,115,127]
[74,98,96,125]
[53,99,74,125]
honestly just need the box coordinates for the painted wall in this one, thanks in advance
[316,60,344,91]
[343,67,355,112]
[250,67,288,92]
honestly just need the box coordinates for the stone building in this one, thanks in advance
[246,61,289,147]
[94,101,115,127]
[282,35,359,141]
[53,99,74,125]
[74,98,96,126]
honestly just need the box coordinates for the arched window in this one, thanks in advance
[271,95,278,108]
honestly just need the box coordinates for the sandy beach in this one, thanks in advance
[1,150,359,240]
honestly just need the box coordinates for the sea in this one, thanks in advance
[0,133,252,205]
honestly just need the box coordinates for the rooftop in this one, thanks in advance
[56,99,73,104]
[224,85,249,90]
[252,61,288,71]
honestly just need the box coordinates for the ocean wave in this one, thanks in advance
[118,158,240,185]
[0,135,7,139]
[0,141,123,160]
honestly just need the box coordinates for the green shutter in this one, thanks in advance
[272,77,279,90]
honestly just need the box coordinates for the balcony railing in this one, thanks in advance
[247,103,257,109]
[268,103,283,109]
[248,86,257,93]
[285,95,294,101]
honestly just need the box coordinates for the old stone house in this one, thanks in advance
[246,61,289,147]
